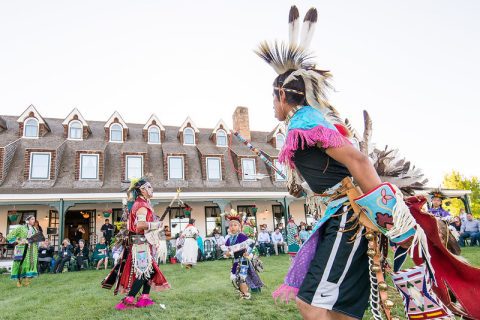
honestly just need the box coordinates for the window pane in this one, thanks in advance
[205,207,221,236]
[216,131,227,146]
[274,160,286,181]
[276,134,285,149]
[148,129,160,143]
[207,158,221,180]
[273,205,285,227]
[81,155,98,179]
[126,156,142,179]
[31,153,50,179]
[70,122,82,139]
[110,125,122,141]
[169,157,183,179]
[184,128,195,145]
[25,119,38,137]
[170,208,188,236]
[242,159,256,180]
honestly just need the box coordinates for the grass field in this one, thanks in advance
[1,248,479,320]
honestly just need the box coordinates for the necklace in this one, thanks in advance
[285,105,305,125]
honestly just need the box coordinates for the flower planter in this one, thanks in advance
[8,215,18,223]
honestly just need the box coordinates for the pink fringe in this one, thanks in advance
[272,284,299,304]
[279,126,350,167]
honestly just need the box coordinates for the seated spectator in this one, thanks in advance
[271,228,287,255]
[111,243,123,265]
[93,237,109,270]
[450,216,462,232]
[54,239,73,273]
[74,239,89,271]
[212,229,226,259]
[277,222,286,238]
[299,225,310,244]
[38,240,54,273]
[458,213,480,247]
[0,232,7,257]
[258,225,274,256]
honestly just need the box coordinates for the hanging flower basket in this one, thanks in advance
[103,209,112,218]
[8,214,18,223]
[183,205,192,217]
[251,207,258,215]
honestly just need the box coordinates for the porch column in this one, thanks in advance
[281,197,295,237]
[212,199,231,236]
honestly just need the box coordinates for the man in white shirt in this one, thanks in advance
[257,224,274,256]
[272,228,288,255]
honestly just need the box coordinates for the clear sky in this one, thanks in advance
[1,0,479,186]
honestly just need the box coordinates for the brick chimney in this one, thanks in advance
[232,106,251,141]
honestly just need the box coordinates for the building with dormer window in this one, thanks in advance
[0,106,315,249]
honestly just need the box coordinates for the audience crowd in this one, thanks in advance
[2,209,478,275]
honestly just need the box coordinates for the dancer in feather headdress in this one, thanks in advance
[221,209,264,299]
[101,178,170,310]
[257,6,457,320]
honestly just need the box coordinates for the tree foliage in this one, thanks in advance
[443,171,480,217]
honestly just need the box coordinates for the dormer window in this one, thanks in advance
[241,158,256,181]
[183,127,195,145]
[148,126,161,144]
[216,129,227,147]
[276,133,285,150]
[30,152,51,180]
[110,123,123,142]
[69,120,83,140]
[24,118,39,138]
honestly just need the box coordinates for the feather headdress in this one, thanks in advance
[225,209,242,224]
[255,6,342,125]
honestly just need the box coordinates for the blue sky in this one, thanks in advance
[0,0,479,185]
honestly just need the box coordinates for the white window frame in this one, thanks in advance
[276,133,286,150]
[148,125,161,144]
[110,123,123,143]
[168,156,184,180]
[241,158,256,181]
[206,157,222,181]
[274,159,286,181]
[68,120,83,140]
[183,127,195,146]
[216,129,228,147]
[125,155,143,180]
[79,154,99,180]
[23,117,39,139]
[29,152,51,180]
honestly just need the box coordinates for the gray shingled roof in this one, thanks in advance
[0,116,6,131]
[0,114,285,194]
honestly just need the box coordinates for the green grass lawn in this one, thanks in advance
[1,248,479,320]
